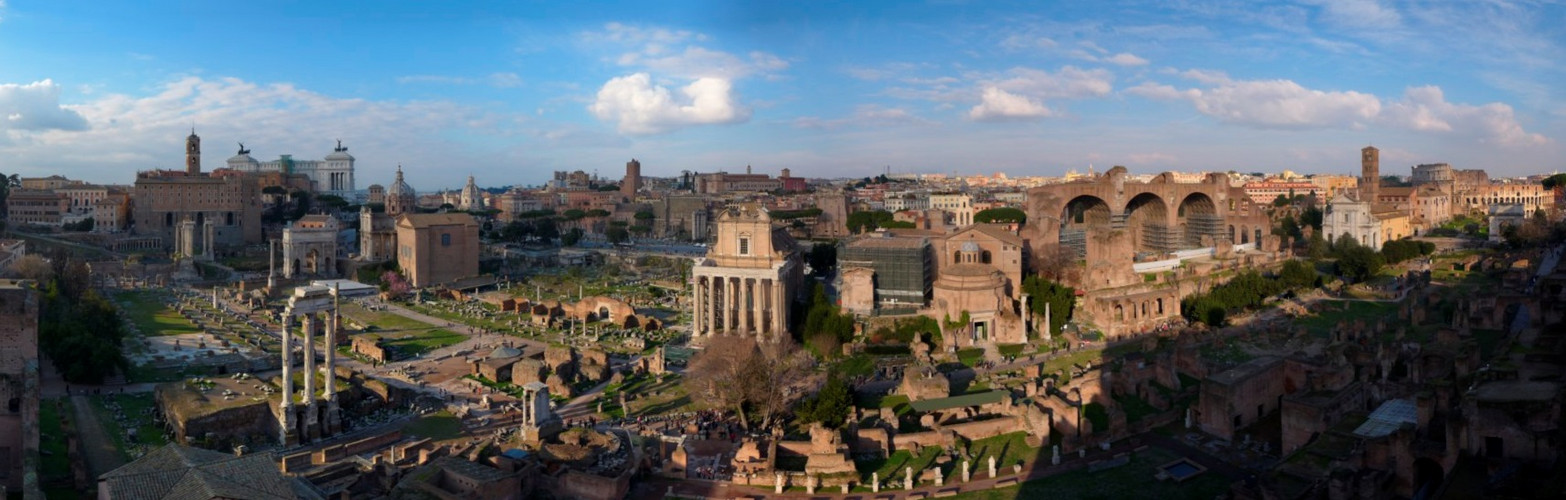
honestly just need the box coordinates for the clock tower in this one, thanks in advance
[185,128,202,175]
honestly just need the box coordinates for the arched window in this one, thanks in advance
[981,250,992,264]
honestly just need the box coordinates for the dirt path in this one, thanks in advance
[70,395,126,479]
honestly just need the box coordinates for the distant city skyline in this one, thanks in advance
[1,1,1563,187]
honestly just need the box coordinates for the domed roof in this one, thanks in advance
[387,165,415,197]
[488,346,523,360]
[325,140,354,161]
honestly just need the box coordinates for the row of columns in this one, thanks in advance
[692,274,785,337]
[278,290,341,444]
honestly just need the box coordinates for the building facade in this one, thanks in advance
[224,140,357,197]
[5,189,67,227]
[395,213,480,288]
[0,280,40,495]
[282,215,341,278]
[690,204,803,339]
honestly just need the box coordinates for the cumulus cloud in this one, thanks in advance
[968,87,1053,121]
[1130,70,1548,145]
[0,76,496,183]
[589,22,787,80]
[589,73,748,135]
[987,66,1114,100]
[0,80,89,131]
[1104,53,1150,67]
[1382,86,1547,146]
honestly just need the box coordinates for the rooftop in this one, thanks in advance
[1353,398,1417,438]
[1206,356,1281,387]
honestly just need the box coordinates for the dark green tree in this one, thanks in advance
[974,207,1027,224]
[1022,276,1075,334]
[797,374,852,428]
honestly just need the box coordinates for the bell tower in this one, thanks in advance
[186,128,202,175]
[1360,145,1379,202]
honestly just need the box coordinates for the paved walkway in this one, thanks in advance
[69,395,125,480]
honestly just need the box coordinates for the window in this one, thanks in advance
[441,233,451,247]
[738,237,750,255]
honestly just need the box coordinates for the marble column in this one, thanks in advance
[712,276,723,334]
[693,277,705,336]
[773,279,785,336]
[325,292,338,401]
[267,239,276,289]
[302,314,316,405]
[728,277,739,333]
[746,278,758,335]
[280,313,294,405]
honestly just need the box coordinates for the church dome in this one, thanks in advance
[387,166,415,197]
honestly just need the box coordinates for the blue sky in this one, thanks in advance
[1,0,1562,189]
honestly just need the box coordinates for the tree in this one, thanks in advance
[1274,215,1300,241]
[380,271,410,298]
[606,225,630,244]
[0,172,18,218]
[316,194,350,211]
[684,336,812,430]
[1335,245,1385,283]
[1306,232,1329,260]
[684,336,756,428]
[797,374,852,428]
[845,210,898,233]
[1542,173,1566,190]
[974,207,1027,224]
[5,254,53,281]
[561,227,584,246]
[1022,276,1075,335]
[1278,259,1317,290]
[1299,206,1323,231]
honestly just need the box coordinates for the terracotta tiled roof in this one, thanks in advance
[99,445,296,500]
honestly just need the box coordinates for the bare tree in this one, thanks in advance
[6,254,54,282]
[746,337,815,430]
[684,336,814,431]
[684,335,760,428]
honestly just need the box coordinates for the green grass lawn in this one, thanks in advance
[856,445,944,484]
[87,393,169,461]
[1041,347,1107,378]
[1293,300,1399,339]
[997,344,1027,357]
[1115,393,1162,423]
[124,363,216,384]
[957,348,985,367]
[116,290,202,336]
[964,431,1037,470]
[379,328,465,357]
[403,410,463,440]
[38,398,71,485]
[946,447,1232,500]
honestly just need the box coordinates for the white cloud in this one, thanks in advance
[1105,52,1150,67]
[1303,0,1401,29]
[1000,34,1057,50]
[987,66,1114,100]
[487,72,522,88]
[793,105,930,130]
[395,72,522,88]
[0,76,496,184]
[1131,71,1548,145]
[1381,85,1548,146]
[0,80,88,131]
[588,23,787,80]
[589,73,748,135]
[968,87,1053,121]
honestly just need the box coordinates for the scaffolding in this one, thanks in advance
[1184,214,1226,248]
[1060,227,1088,258]
[1141,223,1181,254]
[841,237,933,307]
